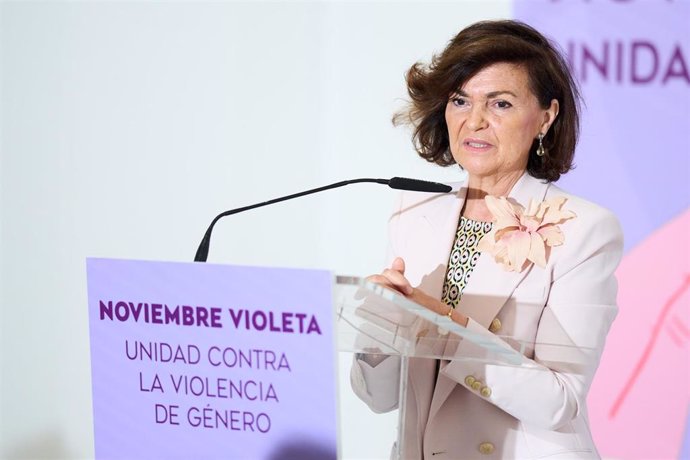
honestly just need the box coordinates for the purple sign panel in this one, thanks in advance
[86,258,337,459]
[514,2,690,459]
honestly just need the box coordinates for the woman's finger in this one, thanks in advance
[367,273,412,296]
[391,257,406,274]
[381,269,414,295]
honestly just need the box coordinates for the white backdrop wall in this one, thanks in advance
[0,1,510,458]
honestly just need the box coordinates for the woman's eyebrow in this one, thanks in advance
[454,90,519,98]
[486,90,519,98]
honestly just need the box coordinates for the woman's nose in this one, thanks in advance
[467,106,488,130]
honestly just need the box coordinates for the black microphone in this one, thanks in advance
[194,177,452,262]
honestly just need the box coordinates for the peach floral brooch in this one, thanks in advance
[477,195,576,272]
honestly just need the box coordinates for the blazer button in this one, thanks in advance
[480,386,492,398]
[478,442,495,455]
[471,380,482,391]
[465,376,476,387]
[489,318,502,333]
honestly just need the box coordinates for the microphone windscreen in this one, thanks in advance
[388,177,452,193]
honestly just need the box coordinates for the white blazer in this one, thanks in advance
[351,172,624,459]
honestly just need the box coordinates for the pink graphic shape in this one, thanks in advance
[588,209,690,459]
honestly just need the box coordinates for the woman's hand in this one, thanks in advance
[367,257,469,327]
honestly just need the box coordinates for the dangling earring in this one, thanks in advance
[536,133,546,157]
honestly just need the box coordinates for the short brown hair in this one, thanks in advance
[396,20,581,182]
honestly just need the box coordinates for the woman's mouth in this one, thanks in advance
[463,139,493,151]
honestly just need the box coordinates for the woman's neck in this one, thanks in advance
[462,171,524,221]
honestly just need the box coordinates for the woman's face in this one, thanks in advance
[445,62,558,182]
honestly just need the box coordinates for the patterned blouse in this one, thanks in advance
[441,216,493,309]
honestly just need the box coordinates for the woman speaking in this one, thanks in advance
[351,20,623,459]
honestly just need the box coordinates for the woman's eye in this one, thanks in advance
[451,97,467,107]
[495,100,512,109]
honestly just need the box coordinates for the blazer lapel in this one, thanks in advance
[456,173,551,329]
[427,173,551,420]
[425,184,468,298]
[404,183,468,300]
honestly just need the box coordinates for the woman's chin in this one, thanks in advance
[456,161,499,180]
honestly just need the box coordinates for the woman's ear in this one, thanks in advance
[541,98,560,134]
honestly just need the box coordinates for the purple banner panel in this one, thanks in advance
[86,258,337,460]
[514,2,690,459]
